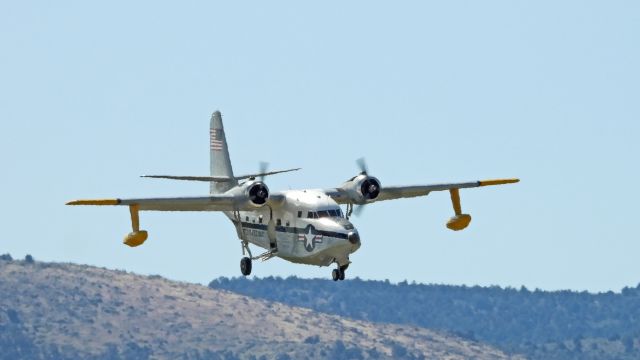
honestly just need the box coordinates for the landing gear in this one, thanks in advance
[331,264,349,281]
[332,269,340,281]
[240,257,252,276]
[345,203,354,220]
[240,240,253,276]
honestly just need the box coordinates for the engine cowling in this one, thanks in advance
[341,175,381,204]
[246,181,270,207]
[360,177,381,200]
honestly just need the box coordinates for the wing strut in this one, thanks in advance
[446,189,472,231]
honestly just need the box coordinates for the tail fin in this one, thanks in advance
[210,111,236,194]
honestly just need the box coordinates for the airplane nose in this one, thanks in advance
[347,232,360,245]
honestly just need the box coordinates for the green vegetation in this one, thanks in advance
[210,276,640,360]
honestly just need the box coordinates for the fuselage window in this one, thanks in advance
[245,216,249,222]
[277,219,282,226]
[259,216,263,224]
[297,211,302,218]
[286,221,290,227]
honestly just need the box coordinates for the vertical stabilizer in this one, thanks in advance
[210,111,236,194]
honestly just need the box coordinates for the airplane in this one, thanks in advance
[67,111,518,281]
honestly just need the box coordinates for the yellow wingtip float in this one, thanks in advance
[445,179,520,231]
[123,204,148,247]
[66,200,149,247]
[124,230,148,247]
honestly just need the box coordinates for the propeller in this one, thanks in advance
[356,157,368,175]
[258,161,269,182]
[248,183,269,205]
[353,204,366,217]
[351,157,379,217]
[361,178,380,199]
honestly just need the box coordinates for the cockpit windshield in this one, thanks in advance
[307,208,344,219]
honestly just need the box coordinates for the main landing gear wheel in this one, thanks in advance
[332,269,340,281]
[331,267,346,281]
[240,257,252,276]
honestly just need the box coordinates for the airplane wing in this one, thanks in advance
[66,192,288,247]
[376,179,518,202]
[325,178,519,204]
[66,193,286,212]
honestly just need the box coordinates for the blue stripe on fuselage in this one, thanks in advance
[232,220,348,239]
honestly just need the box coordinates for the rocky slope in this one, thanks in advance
[0,258,520,359]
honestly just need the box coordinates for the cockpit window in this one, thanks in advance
[306,209,344,219]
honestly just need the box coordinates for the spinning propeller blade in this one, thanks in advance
[258,161,269,182]
[353,204,366,217]
[356,157,368,175]
[354,157,375,216]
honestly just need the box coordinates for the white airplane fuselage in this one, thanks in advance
[225,189,360,267]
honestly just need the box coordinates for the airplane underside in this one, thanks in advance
[231,215,358,281]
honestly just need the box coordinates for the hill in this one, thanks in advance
[210,276,640,360]
[0,256,517,360]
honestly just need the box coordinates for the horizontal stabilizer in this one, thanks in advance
[235,167,301,180]
[141,175,232,182]
[141,168,301,182]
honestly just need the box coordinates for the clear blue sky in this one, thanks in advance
[1,1,638,292]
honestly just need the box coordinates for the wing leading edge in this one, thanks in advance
[66,193,287,212]
[324,178,519,204]
[376,178,519,202]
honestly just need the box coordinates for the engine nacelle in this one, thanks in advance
[226,180,271,208]
[340,174,381,204]
[247,182,269,206]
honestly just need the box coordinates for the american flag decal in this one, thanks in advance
[210,128,223,151]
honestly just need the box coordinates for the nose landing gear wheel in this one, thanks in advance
[240,257,252,276]
[332,269,340,281]
[331,268,346,281]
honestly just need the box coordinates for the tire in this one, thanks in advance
[331,269,340,281]
[240,257,252,276]
[339,269,345,281]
